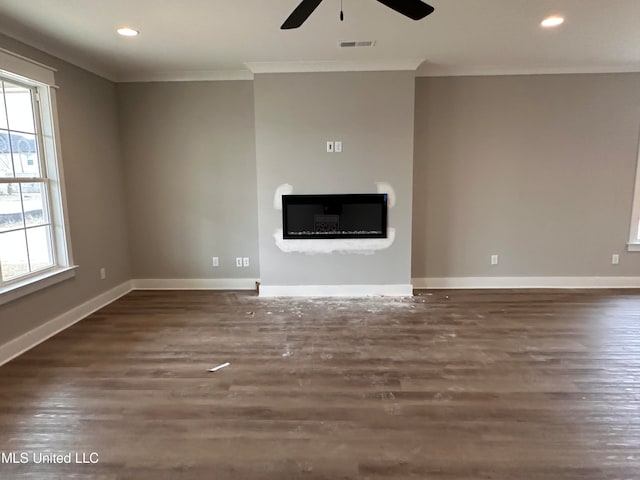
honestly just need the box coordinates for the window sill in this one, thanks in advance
[627,243,640,252]
[0,266,78,307]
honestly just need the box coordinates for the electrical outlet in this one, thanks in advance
[242,257,249,267]
[612,254,620,265]
[236,257,243,267]
[212,257,219,267]
[334,141,342,153]
[100,267,106,280]
[326,141,334,153]
[491,255,499,266]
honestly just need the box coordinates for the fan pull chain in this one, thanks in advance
[340,0,344,21]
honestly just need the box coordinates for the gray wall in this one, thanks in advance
[4,33,640,355]
[254,71,415,286]
[117,81,259,279]
[0,34,131,344]
[413,74,640,278]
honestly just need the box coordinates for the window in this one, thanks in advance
[630,135,640,251]
[0,49,74,303]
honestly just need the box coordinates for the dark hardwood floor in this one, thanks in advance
[1,289,640,479]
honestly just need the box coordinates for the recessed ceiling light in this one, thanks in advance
[541,16,564,28]
[117,27,139,37]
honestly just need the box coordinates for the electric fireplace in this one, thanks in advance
[282,194,387,239]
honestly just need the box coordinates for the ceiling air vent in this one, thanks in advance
[338,40,376,48]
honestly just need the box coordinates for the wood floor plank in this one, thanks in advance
[0,289,639,479]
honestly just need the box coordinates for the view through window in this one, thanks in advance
[0,78,54,283]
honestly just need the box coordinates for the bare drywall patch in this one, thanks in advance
[273,183,293,210]
[274,228,396,254]
[376,181,396,208]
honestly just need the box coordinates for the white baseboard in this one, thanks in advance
[0,278,258,366]
[0,280,133,367]
[259,284,413,297]
[412,276,640,289]
[132,278,259,290]
[5,275,637,367]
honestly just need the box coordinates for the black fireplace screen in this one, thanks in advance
[282,194,387,239]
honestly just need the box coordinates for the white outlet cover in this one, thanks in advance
[243,257,249,267]
[212,257,219,267]
[236,257,243,267]
[334,141,342,153]
[491,255,499,265]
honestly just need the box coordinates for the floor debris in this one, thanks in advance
[208,362,230,372]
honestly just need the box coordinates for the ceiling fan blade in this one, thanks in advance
[375,0,435,20]
[281,0,324,29]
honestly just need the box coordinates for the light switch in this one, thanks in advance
[326,141,334,153]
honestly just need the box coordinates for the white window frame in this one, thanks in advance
[0,48,75,305]
[629,129,640,251]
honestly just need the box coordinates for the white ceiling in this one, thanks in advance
[1,0,640,82]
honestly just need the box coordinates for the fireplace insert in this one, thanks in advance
[282,193,387,239]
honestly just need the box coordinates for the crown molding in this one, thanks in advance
[117,69,254,83]
[417,63,640,77]
[2,29,254,83]
[0,27,117,81]
[245,59,423,74]
[7,22,640,84]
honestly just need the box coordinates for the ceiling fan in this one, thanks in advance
[281,0,435,29]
